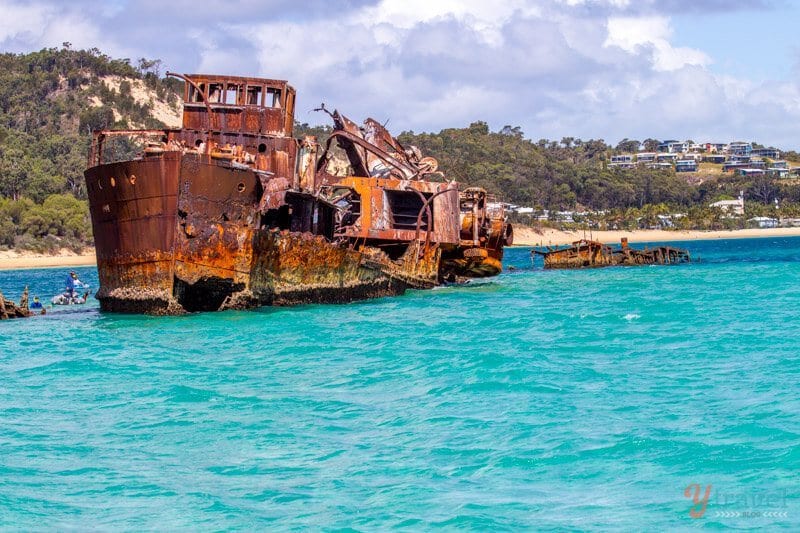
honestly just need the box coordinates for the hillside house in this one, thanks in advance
[647,162,674,170]
[656,153,679,162]
[675,160,697,172]
[736,168,765,177]
[752,148,780,159]
[658,140,689,153]
[727,142,752,156]
[768,167,790,178]
[705,143,727,153]
[609,154,634,169]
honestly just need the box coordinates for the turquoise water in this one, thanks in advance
[1,238,799,529]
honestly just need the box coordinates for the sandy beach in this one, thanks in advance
[513,226,800,247]
[0,249,97,270]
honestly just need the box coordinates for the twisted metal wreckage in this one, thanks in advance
[84,74,513,314]
[532,238,690,269]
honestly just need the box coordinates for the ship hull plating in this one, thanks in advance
[86,153,432,314]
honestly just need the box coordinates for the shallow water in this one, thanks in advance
[2,238,799,529]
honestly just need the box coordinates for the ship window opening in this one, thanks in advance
[258,143,267,153]
[246,85,263,106]
[209,83,223,103]
[385,190,433,231]
[189,83,206,103]
[237,182,246,193]
[225,84,242,105]
[266,88,282,108]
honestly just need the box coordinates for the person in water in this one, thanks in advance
[30,296,42,309]
[64,271,86,299]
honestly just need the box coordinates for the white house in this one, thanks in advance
[710,194,744,216]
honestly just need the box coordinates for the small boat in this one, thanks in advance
[51,290,91,306]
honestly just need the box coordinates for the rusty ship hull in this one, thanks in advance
[86,155,440,314]
[85,73,511,315]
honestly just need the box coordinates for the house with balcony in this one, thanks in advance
[727,142,752,156]
[736,168,765,177]
[636,152,657,163]
[658,140,689,153]
[752,148,780,159]
[656,153,680,162]
[609,154,634,169]
[768,167,790,178]
[647,162,675,170]
[675,160,697,172]
[703,154,726,164]
[705,143,727,153]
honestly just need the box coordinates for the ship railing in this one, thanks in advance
[88,129,173,167]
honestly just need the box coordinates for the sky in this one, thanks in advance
[1,0,799,149]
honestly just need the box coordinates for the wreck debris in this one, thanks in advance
[532,237,690,269]
[0,287,34,320]
[84,73,512,314]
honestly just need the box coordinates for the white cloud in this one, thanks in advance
[0,1,54,44]
[0,0,798,148]
[605,16,710,71]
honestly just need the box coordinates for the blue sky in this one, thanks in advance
[671,5,800,81]
[1,0,799,149]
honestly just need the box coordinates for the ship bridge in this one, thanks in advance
[180,74,296,138]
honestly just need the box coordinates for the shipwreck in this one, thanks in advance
[532,238,690,269]
[84,74,513,314]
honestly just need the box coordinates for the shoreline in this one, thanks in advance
[512,226,800,247]
[0,250,96,270]
[2,227,800,269]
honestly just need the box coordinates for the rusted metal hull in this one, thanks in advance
[85,154,440,314]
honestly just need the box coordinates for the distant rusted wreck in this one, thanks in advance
[84,73,512,314]
[532,238,690,269]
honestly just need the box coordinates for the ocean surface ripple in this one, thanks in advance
[2,237,799,529]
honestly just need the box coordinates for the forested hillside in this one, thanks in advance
[0,45,182,252]
[398,124,800,229]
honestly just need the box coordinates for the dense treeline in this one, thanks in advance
[398,123,696,210]
[0,45,182,251]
